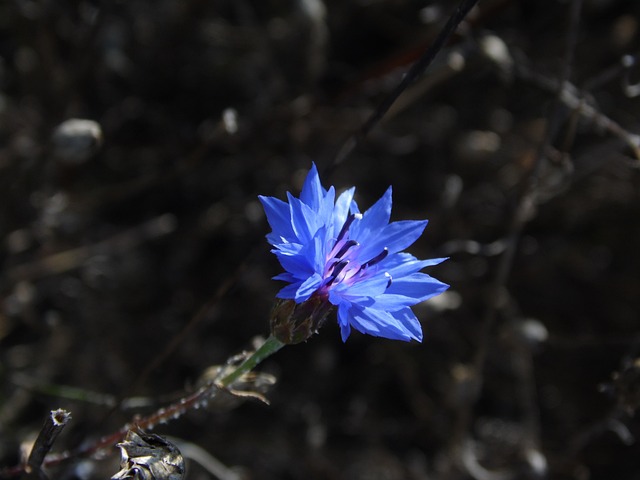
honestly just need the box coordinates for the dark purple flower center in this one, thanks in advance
[323,213,392,290]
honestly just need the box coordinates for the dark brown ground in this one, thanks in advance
[1,1,640,479]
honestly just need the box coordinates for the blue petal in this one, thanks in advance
[272,242,304,257]
[274,250,313,278]
[337,302,352,342]
[299,163,325,210]
[382,252,448,278]
[369,273,450,311]
[259,195,295,241]
[386,273,449,300]
[382,220,429,253]
[260,163,449,343]
[347,305,421,342]
[350,187,392,242]
[333,187,356,235]
[310,228,331,274]
[320,186,336,231]
[359,220,429,261]
[276,282,302,299]
[288,193,322,244]
[390,308,423,342]
[273,272,296,282]
[295,273,323,302]
[334,271,390,298]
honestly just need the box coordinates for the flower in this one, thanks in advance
[259,164,449,342]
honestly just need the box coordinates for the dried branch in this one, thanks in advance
[22,409,71,480]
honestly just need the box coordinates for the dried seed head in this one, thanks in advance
[112,429,184,480]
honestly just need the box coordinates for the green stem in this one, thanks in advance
[0,336,287,479]
[217,335,285,387]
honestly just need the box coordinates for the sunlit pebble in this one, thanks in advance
[441,174,463,209]
[424,290,462,312]
[222,108,238,135]
[479,34,513,74]
[71,460,96,480]
[454,130,501,162]
[517,318,549,345]
[419,5,442,24]
[52,118,103,165]
[446,51,465,72]
[299,0,326,20]
[525,448,548,476]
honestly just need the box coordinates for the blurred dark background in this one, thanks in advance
[1,1,640,479]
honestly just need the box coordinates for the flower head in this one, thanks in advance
[259,164,449,342]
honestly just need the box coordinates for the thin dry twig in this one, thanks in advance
[23,409,71,480]
[328,0,480,174]
[3,214,177,285]
[448,0,584,476]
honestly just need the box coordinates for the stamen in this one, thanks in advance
[327,260,349,285]
[334,239,359,259]
[362,247,389,269]
[335,213,362,245]
[385,272,392,289]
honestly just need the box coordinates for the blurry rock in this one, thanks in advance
[513,318,549,346]
[479,34,514,81]
[454,130,501,163]
[51,118,103,165]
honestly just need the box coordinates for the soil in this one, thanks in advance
[1,1,640,479]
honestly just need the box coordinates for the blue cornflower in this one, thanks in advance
[259,164,449,342]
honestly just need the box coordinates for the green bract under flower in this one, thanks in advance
[259,164,449,342]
